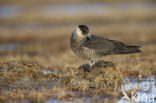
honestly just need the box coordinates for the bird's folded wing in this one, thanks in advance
[83,35,118,55]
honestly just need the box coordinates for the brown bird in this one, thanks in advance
[70,25,141,70]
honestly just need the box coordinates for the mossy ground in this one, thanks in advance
[0,57,58,85]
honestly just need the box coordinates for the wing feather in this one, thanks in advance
[83,35,118,55]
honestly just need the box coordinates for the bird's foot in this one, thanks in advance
[78,64,91,72]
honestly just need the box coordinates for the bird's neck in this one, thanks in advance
[71,32,86,43]
[70,32,86,53]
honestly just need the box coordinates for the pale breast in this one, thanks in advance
[70,37,100,60]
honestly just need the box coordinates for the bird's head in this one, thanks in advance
[78,25,89,35]
[73,25,91,38]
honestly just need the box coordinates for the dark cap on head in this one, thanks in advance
[78,25,89,34]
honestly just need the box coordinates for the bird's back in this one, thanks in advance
[83,35,117,55]
[83,34,141,56]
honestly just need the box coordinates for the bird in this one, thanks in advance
[70,25,141,71]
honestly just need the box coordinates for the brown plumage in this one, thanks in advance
[70,25,141,70]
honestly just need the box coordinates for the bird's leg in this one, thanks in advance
[90,60,95,68]
[88,59,98,72]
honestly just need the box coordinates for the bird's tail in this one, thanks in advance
[115,45,142,54]
[126,45,142,53]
